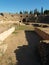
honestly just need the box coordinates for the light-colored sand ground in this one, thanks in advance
[3,30,28,65]
[0,25,34,65]
[0,24,42,65]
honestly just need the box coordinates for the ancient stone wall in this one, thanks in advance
[35,27,49,40]
[0,27,15,56]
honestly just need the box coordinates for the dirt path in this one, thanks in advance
[0,30,28,65]
[0,30,42,65]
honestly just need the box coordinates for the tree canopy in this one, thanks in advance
[44,10,49,15]
[29,10,33,14]
[20,11,23,14]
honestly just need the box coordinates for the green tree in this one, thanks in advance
[41,7,43,14]
[0,13,4,16]
[20,11,23,14]
[34,9,40,15]
[44,10,49,15]
[29,10,33,14]
[34,8,37,14]
[23,11,28,14]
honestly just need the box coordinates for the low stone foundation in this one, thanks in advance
[0,27,15,56]
[0,27,15,41]
[35,27,49,40]
[39,40,49,65]
[35,27,49,65]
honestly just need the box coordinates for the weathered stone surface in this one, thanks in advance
[0,27,15,41]
[35,27,49,40]
[39,40,49,65]
[0,27,15,56]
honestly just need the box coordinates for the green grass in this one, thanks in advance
[13,31,18,34]
[15,25,34,30]
[13,25,34,34]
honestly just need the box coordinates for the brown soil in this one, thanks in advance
[0,29,42,65]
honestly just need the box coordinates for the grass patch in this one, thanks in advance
[12,24,34,34]
[13,31,18,34]
[15,25,34,30]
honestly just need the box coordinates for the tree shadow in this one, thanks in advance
[14,30,42,65]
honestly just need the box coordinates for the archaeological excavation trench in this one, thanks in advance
[0,25,49,65]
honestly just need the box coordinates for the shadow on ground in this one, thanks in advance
[14,30,42,65]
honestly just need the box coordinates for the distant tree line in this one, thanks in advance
[0,7,49,16]
[19,10,33,14]
[16,7,49,15]
[19,8,43,15]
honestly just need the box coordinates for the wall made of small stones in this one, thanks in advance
[35,27,49,40]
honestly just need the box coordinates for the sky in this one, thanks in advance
[0,0,49,13]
